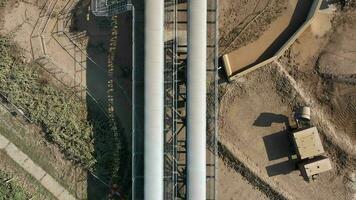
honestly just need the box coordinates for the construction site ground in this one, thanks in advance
[219,0,288,56]
[0,0,133,132]
[221,0,313,75]
[1,0,355,199]
[0,0,133,198]
[218,2,356,199]
[217,157,269,200]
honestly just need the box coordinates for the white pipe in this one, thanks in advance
[144,0,164,200]
[187,0,207,199]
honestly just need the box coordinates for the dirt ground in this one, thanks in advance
[219,0,288,55]
[0,0,133,198]
[1,0,355,199]
[219,65,352,200]
[0,0,87,90]
[0,0,133,130]
[218,157,268,200]
[218,3,356,200]
[228,0,314,75]
[282,8,356,144]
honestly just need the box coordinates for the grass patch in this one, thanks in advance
[0,31,126,196]
[0,105,87,198]
[0,36,95,167]
[0,151,56,200]
[0,0,7,7]
[0,14,128,194]
[0,170,30,200]
[0,35,122,173]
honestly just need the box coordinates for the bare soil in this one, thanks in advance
[219,0,288,55]
[281,9,356,144]
[0,0,133,197]
[218,4,356,200]
[218,157,269,200]
[219,65,353,200]
[225,0,297,73]
[0,0,85,89]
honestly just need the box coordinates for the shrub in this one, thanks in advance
[0,36,95,167]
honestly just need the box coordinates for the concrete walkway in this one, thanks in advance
[0,133,76,200]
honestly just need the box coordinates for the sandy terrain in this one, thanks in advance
[226,0,299,73]
[0,0,87,93]
[219,65,352,200]
[218,5,356,200]
[318,17,356,75]
[310,11,333,37]
[283,8,356,143]
[1,0,133,197]
[219,0,289,55]
[218,157,268,200]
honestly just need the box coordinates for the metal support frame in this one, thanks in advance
[132,0,218,199]
[91,0,132,16]
[161,0,219,199]
[206,1,219,199]
[163,0,179,199]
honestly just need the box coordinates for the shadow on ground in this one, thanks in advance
[70,1,133,199]
[253,112,289,127]
[254,112,297,177]
[235,0,313,74]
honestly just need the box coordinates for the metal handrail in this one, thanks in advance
[91,0,132,16]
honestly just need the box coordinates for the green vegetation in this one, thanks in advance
[0,36,95,167]
[0,22,127,194]
[0,170,30,200]
[0,0,6,7]
[0,106,87,198]
[0,151,56,200]
[0,34,125,191]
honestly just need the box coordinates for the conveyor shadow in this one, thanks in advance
[69,0,133,199]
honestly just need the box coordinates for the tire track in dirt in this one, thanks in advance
[334,101,356,128]
[274,60,356,171]
[218,142,292,200]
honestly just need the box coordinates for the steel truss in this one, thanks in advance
[91,0,132,16]
[163,0,219,199]
[132,0,218,199]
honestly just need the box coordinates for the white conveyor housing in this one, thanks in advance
[187,0,207,199]
[144,0,164,199]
